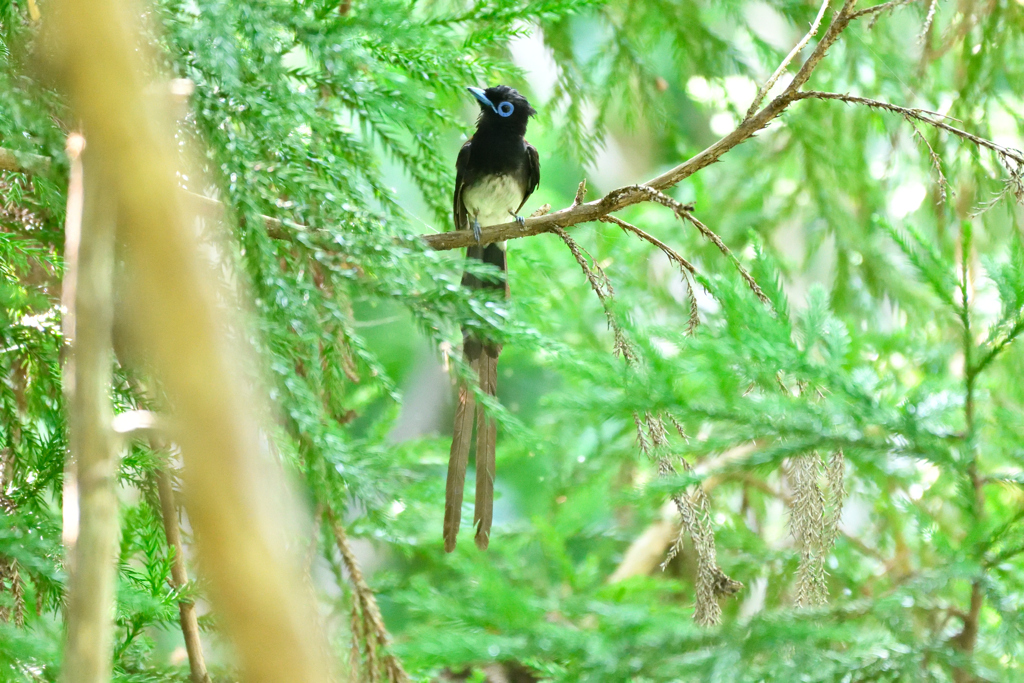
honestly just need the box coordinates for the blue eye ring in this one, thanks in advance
[495,101,514,117]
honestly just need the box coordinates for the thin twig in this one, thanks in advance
[745,0,832,119]
[610,186,769,304]
[918,0,939,44]
[804,89,1024,209]
[116,379,211,683]
[795,91,1024,166]
[968,185,1013,219]
[155,465,211,683]
[550,226,636,364]
[572,179,587,207]
[328,510,409,683]
[600,213,703,331]
[909,123,949,204]
[849,0,915,23]
[600,215,697,276]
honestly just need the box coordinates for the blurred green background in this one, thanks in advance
[2,0,1024,680]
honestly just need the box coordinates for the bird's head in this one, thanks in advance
[467,85,535,134]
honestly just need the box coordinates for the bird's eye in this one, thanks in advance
[496,101,514,117]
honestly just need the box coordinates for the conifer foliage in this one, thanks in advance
[2,0,1024,680]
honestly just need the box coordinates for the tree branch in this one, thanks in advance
[600,214,697,276]
[0,147,51,174]
[421,1,864,252]
[794,91,1024,166]
[60,139,120,683]
[108,403,211,683]
[745,0,832,120]
[551,225,637,363]
[155,466,211,683]
[951,580,984,682]
[971,315,1024,376]
[328,510,408,683]
[849,0,916,22]
[424,80,1023,256]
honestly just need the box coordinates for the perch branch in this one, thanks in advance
[420,0,862,251]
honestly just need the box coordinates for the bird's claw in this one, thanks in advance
[511,213,526,227]
[471,220,482,244]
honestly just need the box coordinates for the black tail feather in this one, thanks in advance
[473,344,498,550]
[443,371,477,553]
[445,242,506,551]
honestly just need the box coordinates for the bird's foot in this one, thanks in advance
[471,220,482,243]
[510,212,525,228]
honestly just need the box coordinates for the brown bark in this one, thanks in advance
[155,468,211,683]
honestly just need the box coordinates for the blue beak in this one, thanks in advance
[467,86,493,109]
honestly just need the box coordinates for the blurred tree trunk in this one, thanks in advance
[41,0,336,679]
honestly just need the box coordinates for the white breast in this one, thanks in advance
[463,175,524,229]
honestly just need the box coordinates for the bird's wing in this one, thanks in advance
[452,139,472,231]
[515,140,541,214]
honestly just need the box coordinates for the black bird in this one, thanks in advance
[444,85,540,552]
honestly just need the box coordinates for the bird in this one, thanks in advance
[443,85,540,552]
